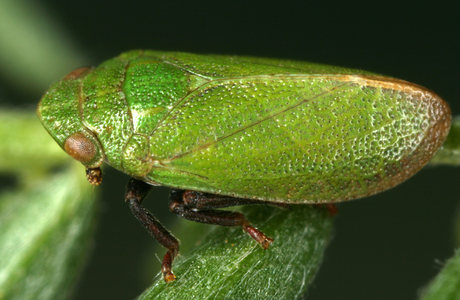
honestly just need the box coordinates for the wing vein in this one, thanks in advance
[169,81,350,161]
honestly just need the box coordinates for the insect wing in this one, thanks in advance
[146,68,450,203]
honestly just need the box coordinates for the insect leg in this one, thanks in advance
[169,189,274,249]
[125,178,178,283]
[323,203,339,216]
[173,189,290,210]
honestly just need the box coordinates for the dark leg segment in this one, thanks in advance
[86,167,102,186]
[177,189,290,210]
[313,203,339,216]
[169,189,275,249]
[125,178,179,283]
[325,203,339,216]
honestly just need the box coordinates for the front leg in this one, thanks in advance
[125,178,179,283]
[169,189,274,249]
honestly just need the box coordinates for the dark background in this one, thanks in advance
[2,1,459,299]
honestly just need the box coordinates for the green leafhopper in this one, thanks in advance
[37,50,451,282]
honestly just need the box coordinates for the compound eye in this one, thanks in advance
[64,133,97,163]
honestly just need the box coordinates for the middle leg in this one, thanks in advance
[169,189,278,249]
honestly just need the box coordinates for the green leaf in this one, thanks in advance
[0,110,69,184]
[430,116,460,166]
[137,204,333,300]
[0,0,88,93]
[0,110,97,300]
[420,249,460,300]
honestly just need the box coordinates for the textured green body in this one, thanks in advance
[37,50,451,203]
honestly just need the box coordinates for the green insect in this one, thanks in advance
[37,50,451,282]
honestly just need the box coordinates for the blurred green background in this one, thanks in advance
[0,1,459,299]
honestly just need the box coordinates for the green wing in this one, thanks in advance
[128,52,449,203]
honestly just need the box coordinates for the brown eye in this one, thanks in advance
[64,133,97,163]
